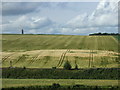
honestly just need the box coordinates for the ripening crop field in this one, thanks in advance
[1,35,119,52]
[1,49,119,68]
[1,35,119,68]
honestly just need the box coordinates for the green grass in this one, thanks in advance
[1,35,119,52]
[2,79,119,88]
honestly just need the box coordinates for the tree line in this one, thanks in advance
[89,33,120,36]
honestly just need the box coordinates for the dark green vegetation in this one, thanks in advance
[2,68,119,79]
[63,61,72,70]
[89,33,119,36]
[2,35,119,52]
[2,84,119,90]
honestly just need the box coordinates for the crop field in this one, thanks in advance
[2,79,119,88]
[1,35,120,89]
[1,35,119,68]
[1,35,119,52]
[1,49,119,68]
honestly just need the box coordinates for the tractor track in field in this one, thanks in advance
[12,54,26,66]
[2,53,16,64]
[57,49,70,67]
[56,52,64,67]
[26,54,39,67]
[12,57,22,66]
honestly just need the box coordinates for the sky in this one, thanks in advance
[1,0,119,35]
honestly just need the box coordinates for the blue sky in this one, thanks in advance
[1,0,118,35]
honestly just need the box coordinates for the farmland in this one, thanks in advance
[1,35,119,68]
[1,35,119,52]
[2,79,119,88]
[1,49,119,68]
[1,34,120,89]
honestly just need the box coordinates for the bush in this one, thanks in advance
[63,61,72,70]
[52,67,56,69]
[23,66,26,69]
[75,64,79,70]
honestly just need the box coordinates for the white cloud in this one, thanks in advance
[31,17,53,29]
[2,15,54,34]
[65,0,118,34]
[66,13,88,28]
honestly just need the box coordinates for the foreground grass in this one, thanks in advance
[2,79,119,88]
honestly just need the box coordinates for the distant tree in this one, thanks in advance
[89,32,120,36]
[63,60,72,70]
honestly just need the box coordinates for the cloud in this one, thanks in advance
[89,0,118,27]
[2,0,119,35]
[66,13,88,28]
[2,15,54,34]
[2,2,50,16]
[65,0,118,34]
[31,17,53,29]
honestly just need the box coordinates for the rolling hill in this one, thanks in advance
[2,34,119,52]
[1,35,119,68]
